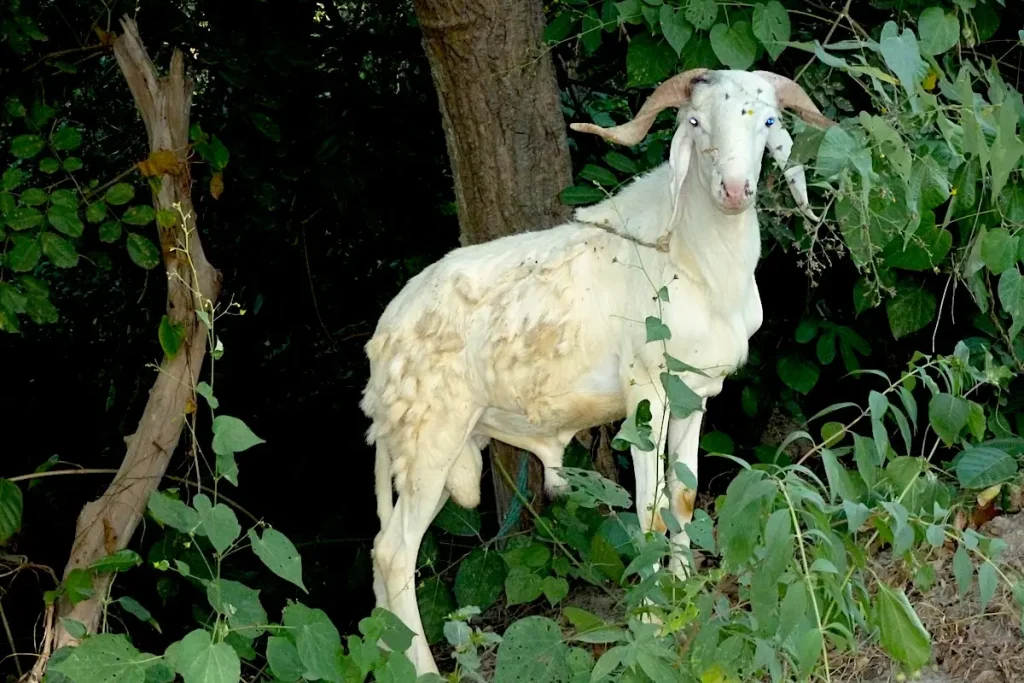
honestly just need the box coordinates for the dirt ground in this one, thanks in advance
[835,512,1024,683]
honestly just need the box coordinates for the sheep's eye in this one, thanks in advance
[688,117,699,127]
[765,117,776,127]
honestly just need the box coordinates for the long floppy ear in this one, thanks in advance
[767,125,820,221]
[667,125,694,225]
[754,71,837,129]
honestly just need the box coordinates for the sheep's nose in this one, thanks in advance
[721,179,750,201]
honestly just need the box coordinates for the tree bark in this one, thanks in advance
[410,0,574,534]
[50,16,221,653]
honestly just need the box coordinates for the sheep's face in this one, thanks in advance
[673,72,782,215]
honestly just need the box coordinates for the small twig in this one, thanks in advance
[795,0,853,83]
[0,600,23,677]
[20,44,108,73]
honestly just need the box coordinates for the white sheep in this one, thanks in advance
[361,68,835,674]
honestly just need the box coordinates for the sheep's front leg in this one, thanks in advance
[666,398,707,579]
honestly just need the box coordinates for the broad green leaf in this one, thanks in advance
[978,562,997,612]
[61,618,88,640]
[50,634,152,683]
[661,371,702,418]
[248,527,306,591]
[266,637,304,683]
[283,603,342,681]
[885,216,952,271]
[925,524,946,548]
[417,576,456,644]
[684,0,718,30]
[929,393,970,445]
[645,316,671,342]
[158,315,185,359]
[752,1,790,60]
[65,568,94,605]
[7,235,42,272]
[859,113,912,180]
[698,431,732,455]
[454,548,506,611]
[39,157,59,174]
[194,495,241,554]
[560,185,605,206]
[505,566,544,606]
[47,205,83,237]
[147,491,200,534]
[874,583,931,670]
[88,550,142,573]
[578,164,618,188]
[626,34,677,88]
[821,449,857,503]
[776,582,807,642]
[816,125,861,178]
[195,381,219,409]
[11,134,45,158]
[869,390,890,462]
[116,596,159,631]
[85,201,107,223]
[6,206,44,231]
[776,355,819,394]
[853,434,879,487]
[49,189,77,208]
[660,6,692,56]
[879,22,926,111]
[493,617,569,683]
[51,126,83,151]
[990,93,1024,203]
[63,157,83,172]
[19,188,47,206]
[0,479,24,544]
[541,576,569,606]
[980,228,1019,275]
[122,205,156,225]
[157,209,177,228]
[206,579,267,638]
[126,233,161,269]
[212,415,265,455]
[953,544,973,597]
[544,12,574,44]
[581,8,602,54]
[98,221,121,243]
[42,232,79,268]
[604,151,638,175]
[3,168,25,190]
[709,21,756,70]
[955,446,1017,489]
[104,183,135,205]
[918,7,959,55]
[685,509,715,552]
[998,269,1024,338]
[432,498,481,536]
[886,286,936,339]
[844,499,870,532]
[175,629,240,683]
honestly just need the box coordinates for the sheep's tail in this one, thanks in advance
[375,440,394,529]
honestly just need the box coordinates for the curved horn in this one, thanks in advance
[754,71,837,129]
[570,68,710,146]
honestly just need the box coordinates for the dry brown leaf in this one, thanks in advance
[210,172,224,199]
[138,149,179,177]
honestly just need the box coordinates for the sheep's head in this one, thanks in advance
[571,69,837,220]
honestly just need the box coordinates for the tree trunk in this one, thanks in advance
[411,0,574,534]
[48,16,221,655]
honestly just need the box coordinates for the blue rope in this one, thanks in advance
[494,452,530,540]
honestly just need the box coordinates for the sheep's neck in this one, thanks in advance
[668,174,760,307]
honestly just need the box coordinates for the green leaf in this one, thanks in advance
[493,617,569,683]
[248,527,306,591]
[560,185,606,206]
[821,449,857,503]
[978,562,997,612]
[660,6,692,56]
[175,629,241,683]
[212,415,265,456]
[20,188,48,206]
[579,164,618,188]
[65,568,95,605]
[49,189,77,209]
[544,12,574,44]
[874,583,931,670]
[89,550,142,573]
[104,183,136,205]
[699,431,732,455]
[0,479,24,544]
[432,498,481,536]
[196,382,219,409]
[794,318,818,343]
[990,95,1024,203]
[39,157,59,174]
[5,97,26,118]
[645,316,671,342]
[266,637,304,683]
[147,491,200,534]
[955,446,1017,489]
[980,227,1018,274]
[250,113,281,142]
[869,390,890,462]
[684,0,718,30]
[206,578,267,638]
[752,1,790,60]
[816,332,836,364]
[157,209,177,228]
[283,603,342,681]
[661,371,702,418]
[776,355,819,394]
[63,157,83,172]
[816,125,860,179]
[123,205,156,225]
[998,269,1024,339]
[417,576,456,645]
[604,151,638,175]
[626,34,677,88]
[51,126,83,151]
[158,315,185,359]
[47,205,84,237]
[879,22,926,111]
[886,286,936,339]
[953,544,973,597]
[126,233,161,269]
[61,618,88,640]
[581,8,602,54]
[929,393,970,445]
[541,576,569,606]
[853,434,879,488]
[2,168,25,190]
[709,21,756,70]
[6,206,44,231]
[50,634,152,683]
[7,235,42,272]
[86,201,107,223]
[454,548,507,611]
[11,134,45,158]
[116,596,159,631]
[98,221,122,243]
[42,232,79,268]
[844,499,870,532]
[918,7,959,55]
[777,582,807,642]
[194,495,241,554]
[505,566,544,606]
[612,400,654,452]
